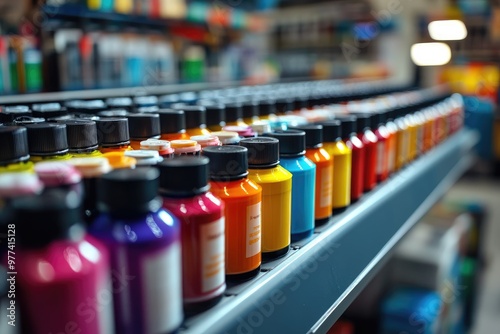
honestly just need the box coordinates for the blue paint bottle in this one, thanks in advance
[266,130,316,241]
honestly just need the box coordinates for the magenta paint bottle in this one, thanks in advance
[159,156,226,314]
[13,190,113,334]
[90,168,183,334]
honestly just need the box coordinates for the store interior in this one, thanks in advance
[0,1,499,334]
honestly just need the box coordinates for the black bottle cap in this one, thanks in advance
[60,120,98,152]
[257,98,276,117]
[205,104,226,127]
[96,118,130,147]
[13,116,45,126]
[242,101,258,120]
[276,97,293,114]
[225,102,243,123]
[158,156,210,197]
[179,106,207,129]
[291,125,323,148]
[133,96,158,107]
[97,168,161,214]
[32,103,67,118]
[0,126,30,165]
[336,116,357,139]
[0,106,32,123]
[203,145,249,181]
[316,120,341,142]
[265,130,306,157]
[158,109,186,134]
[350,113,371,133]
[13,190,84,249]
[159,94,180,108]
[127,113,161,140]
[239,137,279,168]
[66,100,107,114]
[106,97,133,110]
[26,123,69,156]
[97,109,129,118]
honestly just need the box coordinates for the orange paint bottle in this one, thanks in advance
[203,146,262,281]
[158,109,190,141]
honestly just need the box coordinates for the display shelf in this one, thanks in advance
[180,129,478,334]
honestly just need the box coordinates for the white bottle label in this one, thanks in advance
[246,202,261,258]
[201,219,225,293]
[143,243,183,334]
[376,141,385,175]
[320,166,333,208]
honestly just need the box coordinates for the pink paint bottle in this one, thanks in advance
[159,156,226,314]
[13,190,113,334]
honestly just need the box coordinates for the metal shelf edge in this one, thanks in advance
[181,129,478,334]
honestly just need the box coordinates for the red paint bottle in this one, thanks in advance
[352,113,378,192]
[373,112,390,183]
[337,116,365,202]
[159,156,226,314]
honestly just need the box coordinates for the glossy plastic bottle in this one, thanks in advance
[394,109,409,170]
[405,108,418,162]
[178,106,211,136]
[127,113,161,150]
[338,116,365,202]
[242,100,260,125]
[158,109,190,140]
[205,104,226,132]
[96,118,133,153]
[266,130,316,241]
[372,112,390,182]
[317,120,352,213]
[26,123,73,162]
[61,120,102,158]
[384,110,398,175]
[203,146,262,280]
[353,113,378,192]
[91,168,183,334]
[14,190,113,334]
[0,126,34,173]
[224,102,247,127]
[159,157,226,313]
[240,137,292,259]
[293,125,333,224]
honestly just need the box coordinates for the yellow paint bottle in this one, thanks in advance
[61,120,103,158]
[0,126,34,173]
[240,137,292,260]
[394,109,409,170]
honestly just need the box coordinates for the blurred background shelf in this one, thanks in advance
[178,129,478,334]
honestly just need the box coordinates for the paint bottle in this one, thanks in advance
[292,125,333,224]
[352,113,378,192]
[265,130,316,241]
[96,118,133,153]
[239,137,292,259]
[210,131,240,145]
[34,161,83,200]
[422,108,436,153]
[68,157,112,225]
[102,152,136,170]
[158,109,190,140]
[61,120,102,158]
[337,116,365,202]
[316,120,352,213]
[140,139,175,158]
[242,100,259,124]
[372,112,390,183]
[0,126,34,173]
[414,111,425,157]
[384,109,398,175]
[177,106,210,136]
[191,135,222,150]
[394,108,409,171]
[171,140,201,156]
[0,105,31,124]
[224,102,246,127]
[205,104,226,132]
[405,108,418,162]
[127,114,161,150]
[13,190,113,334]
[222,125,257,138]
[159,156,225,313]
[91,168,183,334]
[26,123,72,162]
[203,146,262,280]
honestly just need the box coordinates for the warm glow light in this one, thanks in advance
[411,43,452,66]
[428,20,468,41]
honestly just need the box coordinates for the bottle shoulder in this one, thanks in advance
[247,165,293,184]
[209,178,262,198]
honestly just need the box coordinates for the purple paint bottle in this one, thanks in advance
[90,168,183,334]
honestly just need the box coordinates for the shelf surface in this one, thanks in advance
[180,129,478,334]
